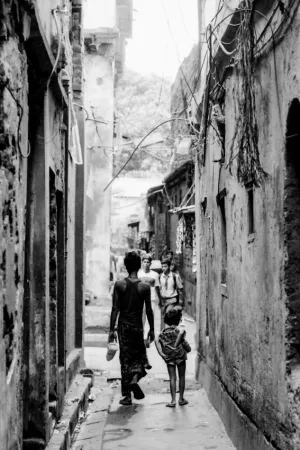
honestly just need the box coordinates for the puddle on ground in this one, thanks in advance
[103,427,132,443]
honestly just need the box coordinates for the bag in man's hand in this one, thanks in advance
[106,337,119,361]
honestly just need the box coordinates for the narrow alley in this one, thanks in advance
[71,300,235,450]
[2,0,300,450]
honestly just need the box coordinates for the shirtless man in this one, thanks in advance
[109,251,154,405]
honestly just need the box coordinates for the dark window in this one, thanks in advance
[201,197,207,215]
[247,186,254,234]
[219,197,227,284]
[284,98,300,369]
[158,199,163,214]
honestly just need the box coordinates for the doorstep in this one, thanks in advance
[45,372,94,450]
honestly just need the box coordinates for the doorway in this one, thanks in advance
[285,98,300,372]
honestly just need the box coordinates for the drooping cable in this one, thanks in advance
[103,118,190,191]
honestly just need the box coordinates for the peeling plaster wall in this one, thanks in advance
[0,0,85,447]
[196,7,300,450]
[0,15,29,450]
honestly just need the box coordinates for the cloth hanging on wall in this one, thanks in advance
[176,216,185,254]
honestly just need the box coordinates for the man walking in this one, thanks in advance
[159,258,184,329]
[109,252,154,405]
[138,253,161,335]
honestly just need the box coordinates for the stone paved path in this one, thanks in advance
[71,310,236,450]
[71,375,235,450]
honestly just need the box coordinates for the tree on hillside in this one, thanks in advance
[114,70,174,176]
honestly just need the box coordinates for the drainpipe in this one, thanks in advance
[64,82,70,395]
[195,0,206,381]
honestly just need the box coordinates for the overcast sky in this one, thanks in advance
[84,0,199,80]
[126,0,198,79]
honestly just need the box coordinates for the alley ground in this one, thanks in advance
[71,298,236,450]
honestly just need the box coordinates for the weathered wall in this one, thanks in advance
[84,47,115,297]
[196,5,300,449]
[149,192,168,260]
[165,164,196,318]
[0,5,29,446]
[0,0,85,448]
[171,43,200,134]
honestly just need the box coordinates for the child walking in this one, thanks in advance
[155,306,191,407]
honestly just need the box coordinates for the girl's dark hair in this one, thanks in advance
[164,307,182,326]
[124,251,141,273]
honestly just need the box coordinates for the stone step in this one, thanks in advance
[85,333,108,347]
[45,372,93,450]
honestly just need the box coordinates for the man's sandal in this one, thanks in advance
[119,397,132,406]
[166,402,176,407]
[130,383,145,400]
[178,399,188,406]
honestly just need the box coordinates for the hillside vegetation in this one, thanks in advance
[114,70,173,176]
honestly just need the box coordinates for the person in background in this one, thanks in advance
[155,306,191,407]
[166,249,182,275]
[138,253,162,336]
[138,254,161,304]
[159,258,184,329]
[166,250,174,262]
[109,251,154,406]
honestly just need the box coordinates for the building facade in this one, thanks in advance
[147,160,196,318]
[0,1,86,448]
[84,0,133,299]
[188,1,300,449]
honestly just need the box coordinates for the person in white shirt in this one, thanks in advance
[159,258,184,330]
[138,254,161,303]
[138,254,161,334]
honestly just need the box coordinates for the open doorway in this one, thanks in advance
[285,98,300,373]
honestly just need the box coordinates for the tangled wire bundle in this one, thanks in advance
[229,0,268,185]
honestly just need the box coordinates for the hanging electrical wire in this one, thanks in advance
[112,188,164,210]
[163,184,174,207]
[103,118,192,191]
[211,28,239,56]
[177,182,195,210]
[181,186,195,209]
[2,81,30,158]
[73,103,108,124]
[142,149,172,163]
[161,0,199,108]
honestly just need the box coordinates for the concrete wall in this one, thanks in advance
[84,0,133,297]
[84,41,115,297]
[195,4,300,449]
